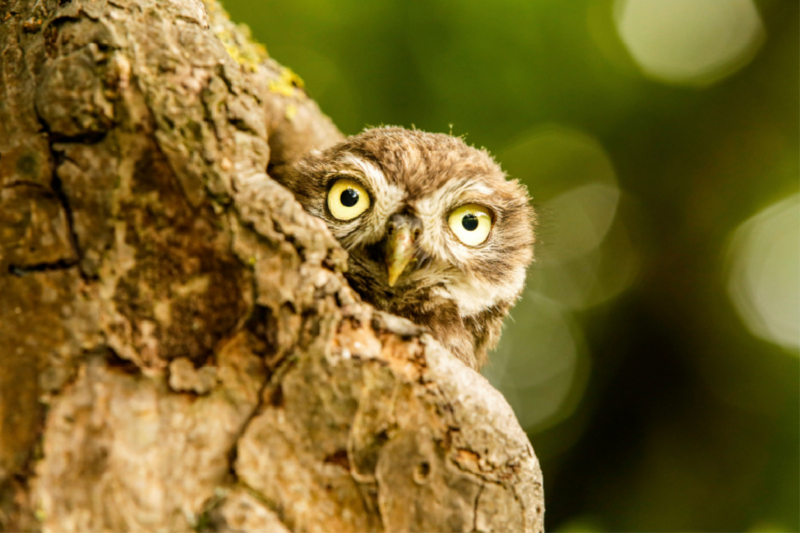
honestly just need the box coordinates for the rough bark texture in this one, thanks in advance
[0,0,545,531]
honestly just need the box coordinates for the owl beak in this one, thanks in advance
[386,224,416,288]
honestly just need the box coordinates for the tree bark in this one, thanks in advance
[0,0,545,531]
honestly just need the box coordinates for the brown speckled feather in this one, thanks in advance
[275,127,535,369]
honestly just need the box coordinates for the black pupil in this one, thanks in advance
[462,214,479,231]
[341,188,359,207]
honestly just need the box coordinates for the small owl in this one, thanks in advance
[277,127,534,369]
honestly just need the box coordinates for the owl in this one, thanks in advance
[276,127,534,370]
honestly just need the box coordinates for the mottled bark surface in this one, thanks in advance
[0,0,544,531]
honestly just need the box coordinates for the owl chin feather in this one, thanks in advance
[275,126,535,370]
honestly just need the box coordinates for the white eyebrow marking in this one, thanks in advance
[340,154,386,190]
[471,183,494,196]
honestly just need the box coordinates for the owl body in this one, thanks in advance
[278,127,534,369]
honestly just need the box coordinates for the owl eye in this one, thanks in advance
[327,178,371,221]
[448,204,493,246]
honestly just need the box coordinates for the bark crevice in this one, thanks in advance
[7,258,78,275]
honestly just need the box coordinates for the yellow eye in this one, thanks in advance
[327,178,371,221]
[448,204,493,246]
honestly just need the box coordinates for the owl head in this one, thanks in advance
[277,127,534,368]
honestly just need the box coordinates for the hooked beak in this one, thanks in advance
[386,223,417,288]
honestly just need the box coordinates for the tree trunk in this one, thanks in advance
[0,0,544,530]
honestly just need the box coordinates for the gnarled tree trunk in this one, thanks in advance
[0,0,544,530]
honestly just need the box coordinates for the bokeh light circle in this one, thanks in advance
[487,125,641,433]
[484,293,590,432]
[726,194,800,351]
[614,0,765,86]
[500,125,639,310]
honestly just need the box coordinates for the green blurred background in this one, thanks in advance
[223,0,799,530]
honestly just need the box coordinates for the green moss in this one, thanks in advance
[203,0,268,72]
[268,67,305,99]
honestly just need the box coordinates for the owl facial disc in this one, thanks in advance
[279,126,535,369]
[385,213,421,287]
